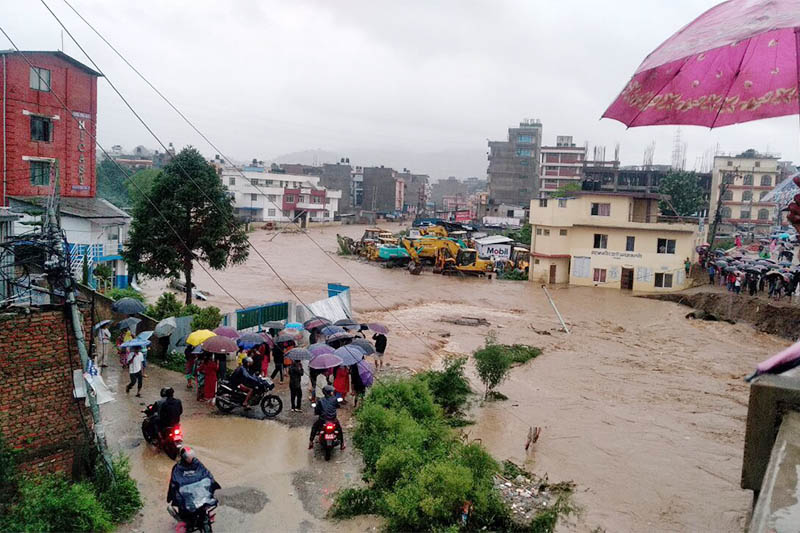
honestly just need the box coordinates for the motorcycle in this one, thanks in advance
[310,398,343,461]
[214,377,283,418]
[167,502,217,533]
[141,403,183,460]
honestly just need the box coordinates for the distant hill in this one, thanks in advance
[270,147,487,181]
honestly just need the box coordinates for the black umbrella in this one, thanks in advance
[350,338,376,355]
[303,316,331,331]
[111,297,145,315]
[263,321,285,330]
[334,318,359,327]
[275,333,297,344]
[326,331,353,344]
[116,317,141,334]
[287,347,313,361]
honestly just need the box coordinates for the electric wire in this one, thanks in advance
[51,0,438,351]
[0,27,247,310]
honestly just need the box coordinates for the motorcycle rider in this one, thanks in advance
[158,387,183,439]
[308,385,344,450]
[229,356,260,410]
[167,447,220,525]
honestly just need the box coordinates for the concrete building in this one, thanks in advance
[529,191,704,291]
[431,176,468,205]
[487,119,542,207]
[352,166,364,207]
[362,166,403,213]
[710,152,779,235]
[398,171,429,215]
[540,135,586,194]
[224,166,340,224]
[321,161,353,212]
[0,50,101,204]
[280,163,322,177]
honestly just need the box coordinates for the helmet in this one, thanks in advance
[322,385,334,397]
[180,446,196,465]
[160,387,168,398]
[243,356,254,366]
[163,387,174,398]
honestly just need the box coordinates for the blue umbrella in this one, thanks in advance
[93,319,112,331]
[320,325,345,336]
[120,339,150,349]
[333,345,365,366]
[137,331,154,341]
[285,322,303,330]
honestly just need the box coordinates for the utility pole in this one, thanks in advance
[708,175,731,249]
[44,162,112,473]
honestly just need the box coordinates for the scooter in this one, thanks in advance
[167,502,217,533]
[141,403,183,460]
[215,377,283,418]
[310,397,343,461]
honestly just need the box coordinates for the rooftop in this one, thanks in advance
[571,191,663,201]
[8,196,130,220]
[0,50,103,77]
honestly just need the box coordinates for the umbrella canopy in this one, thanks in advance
[334,345,365,366]
[308,342,336,357]
[111,297,146,315]
[275,333,298,345]
[350,338,376,355]
[263,321,285,330]
[120,338,150,349]
[334,318,358,327]
[154,317,177,338]
[137,330,154,341]
[116,317,141,334]
[604,0,800,129]
[186,329,216,347]
[286,347,313,361]
[200,335,238,354]
[325,331,353,344]
[357,359,375,388]
[93,319,112,331]
[213,326,240,339]
[281,328,304,341]
[366,322,389,334]
[747,338,800,381]
[309,353,343,370]
[303,316,331,331]
[320,325,345,336]
[780,261,793,267]
[238,332,272,350]
[285,322,304,330]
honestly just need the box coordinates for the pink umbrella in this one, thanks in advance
[200,335,239,354]
[213,326,239,339]
[309,353,343,370]
[604,0,800,128]
[746,339,800,381]
[357,359,375,388]
[308,342,335,357]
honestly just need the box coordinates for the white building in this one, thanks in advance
[223,166,341,224]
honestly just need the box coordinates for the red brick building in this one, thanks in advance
[0,51,101,205]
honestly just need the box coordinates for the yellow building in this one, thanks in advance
[529,192,705,291]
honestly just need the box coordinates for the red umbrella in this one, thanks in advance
[213,326,239,339]
[604,0,800,128]
[200,335,238,354]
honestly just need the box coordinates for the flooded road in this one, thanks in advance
[130,224,789,532]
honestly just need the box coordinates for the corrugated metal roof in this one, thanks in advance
[9,196,130,219]
[0,50,103,77]
[475,235,514,245]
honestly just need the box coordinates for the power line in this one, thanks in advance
[0,26,247,310]
[50,1,438,351]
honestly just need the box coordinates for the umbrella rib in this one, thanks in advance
[710,39,753,128]
[620,57,690,128]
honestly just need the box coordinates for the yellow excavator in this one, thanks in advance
[399,237,423,275]
[433,245,494,277]
[510,247,530,273]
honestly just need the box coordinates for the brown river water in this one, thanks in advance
[109,224,788,532]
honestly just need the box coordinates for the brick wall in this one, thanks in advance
[0,308,93,476]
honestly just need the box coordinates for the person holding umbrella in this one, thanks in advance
[271,342,286,382]
[95,321,111,371]
[197,353,218,401]
[125,344,145,397]
[372,332,387,370]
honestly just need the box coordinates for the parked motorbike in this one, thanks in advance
[141,403,183,459]
[214,377,283,418]
[167,502,217,533]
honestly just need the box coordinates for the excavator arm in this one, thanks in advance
[400,238,423,275]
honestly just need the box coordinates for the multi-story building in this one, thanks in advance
[487,119,542,207]
[352,166,364,207]
[710,152,779,235]
[321,161,353,212]
[362,166,403,212]
[540,135,586,194]
[398,171,429,215]
[431,176,467,205]
[280,163,322,177]
[529,191,704,291]
[2,50,131,288]
[223,166,340,224]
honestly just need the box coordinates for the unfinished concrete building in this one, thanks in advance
[487,119,543,208]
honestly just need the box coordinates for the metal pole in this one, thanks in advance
[541,284,570,334]
[3,54,6,207]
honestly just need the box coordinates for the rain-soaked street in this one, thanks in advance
[111,224,791,532]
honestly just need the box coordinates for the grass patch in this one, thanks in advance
[499,269,528,281]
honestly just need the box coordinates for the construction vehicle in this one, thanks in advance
[510,247,530,273]
[399,238,423,274]
[405,236,469,264]
[418,225,448,238]
[433,245,494,277]
[360,227,397,246]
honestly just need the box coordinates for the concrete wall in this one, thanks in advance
[530,256,570,284]
[362,167,398,212]
[321,163,353,211]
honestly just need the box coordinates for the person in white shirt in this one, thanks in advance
[96,326,111,370]
[126,346,145,397]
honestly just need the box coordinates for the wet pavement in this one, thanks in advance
[123,224,792,532]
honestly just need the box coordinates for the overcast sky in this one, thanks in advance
[8,0,800,174]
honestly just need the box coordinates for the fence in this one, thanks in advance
[226,301,289,331]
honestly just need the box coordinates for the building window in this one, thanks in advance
[543,229,550,236]
[760,191,768,200]
[30,116,52,142]
[282,210,291,218]
[654,273,673,288]
[593,268,607,283]
[250,194,257,201]
[722,173,734,184]
[228,177,235,186]
[535,228,542,235]
[593,233,608,249]
[743,174,753,186]
[757,208,770,220]
[520,160,529,166]
[740,210,751,220]
[720,207,731,218]
[29,160,51,186]
[657,238,676,254]
[517,135,533,144]
[268,208,276,217]
[626,236,635,251]
[590,202,611,216]
[742,191,752,201]
[726,161,733,167]
[29,67,50,91]
[516,149,531,157]
[755,161,761,167]
[534,259,540,264]
[268,194,277,202]
[539,198,548,207]
[559,229,568,236]
[558,198,567,208]
[761,175,772,186]
[722,190,733,201]
[285,195,295,202]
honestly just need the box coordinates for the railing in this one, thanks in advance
[628,215,704,224]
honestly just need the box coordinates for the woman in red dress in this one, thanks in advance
[333,365,350,402]
[199,356,219,401]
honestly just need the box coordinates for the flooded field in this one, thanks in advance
[125,224,789,532]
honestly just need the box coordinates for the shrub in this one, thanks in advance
[93,455,142,523]
[500,269,528,281]
[328,487,378,518]
[1,476,113,533]
[190,306,223,331]
[145,292,183,320]
[150,350,186,373]
[106,287,145,302]
[417,356,471,415]
[505,345,542,365]
[0,431,18,509]
[473,344,512,400]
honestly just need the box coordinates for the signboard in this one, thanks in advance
[478,243,511,261]
[454,210,471,223]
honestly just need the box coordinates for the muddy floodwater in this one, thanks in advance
[119,224,790,532]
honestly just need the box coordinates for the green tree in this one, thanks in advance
[550,182,581,198]
[122,147,249,305]
[96,158,130,208]
[658,171,705,216]
[126,168,161,204]
[190,306,223,330]
[145,292,183,320]
[473,336,512,399]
